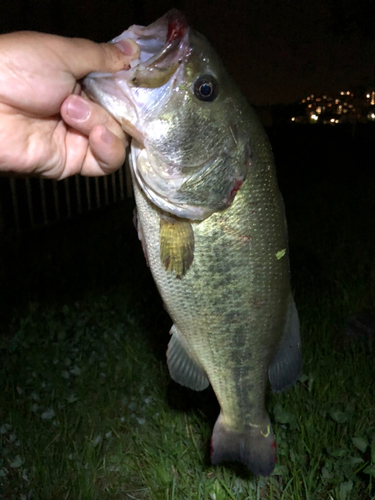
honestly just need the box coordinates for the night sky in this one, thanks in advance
[3,0,375,105]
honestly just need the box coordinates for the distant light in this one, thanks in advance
[323,95,327,99]
[335,119,339,123]
[369,112,375,121]
[346,91,350,95]
[291,117,296,121]
[307,96,310,101]
[311,114,319,121]
[316,97,321,102]
[316,106,322,114]
[308,104,312,108]
[366,93,371,98]
[335,99,340,104]
[302,99,306,103]
[330,118,335,123]
[340,91,345,95]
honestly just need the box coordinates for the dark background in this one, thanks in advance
[3,0,375,105]
[1,0,375,326]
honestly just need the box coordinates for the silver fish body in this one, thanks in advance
[83,10,302,476]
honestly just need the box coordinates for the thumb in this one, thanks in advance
[62,36,140,78]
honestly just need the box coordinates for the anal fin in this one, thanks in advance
[166,325,209,391]
[269,296,302,393]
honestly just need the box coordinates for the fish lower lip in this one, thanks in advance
[146,10,188,68]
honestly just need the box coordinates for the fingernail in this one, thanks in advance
[115,38,140,58]
[101,127,115,144]
[67,96,90,121]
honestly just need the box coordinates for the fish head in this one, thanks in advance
[83,10,252,219]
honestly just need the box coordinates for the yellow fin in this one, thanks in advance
[159,215,195,278]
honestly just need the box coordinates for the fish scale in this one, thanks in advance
[131,119,289,428]
[83,9,302,475]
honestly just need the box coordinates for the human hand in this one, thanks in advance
[0,31,139,179]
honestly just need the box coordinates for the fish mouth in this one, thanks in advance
[111,11,220,220]
[112,10,190,88]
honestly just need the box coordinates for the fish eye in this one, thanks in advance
[193,74,219,102]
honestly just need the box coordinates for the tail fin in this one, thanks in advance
[210,413,276,476]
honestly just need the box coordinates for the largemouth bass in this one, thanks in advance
[83,10,302,476]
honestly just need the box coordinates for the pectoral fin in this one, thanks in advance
[159,215,195,278]
[166,325,209,391]
[268,296,302,393]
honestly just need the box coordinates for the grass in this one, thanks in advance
[1,124,375,499]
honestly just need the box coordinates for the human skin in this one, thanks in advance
[0,31,139,179]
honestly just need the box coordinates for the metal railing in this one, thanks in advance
[0,158,133,233]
